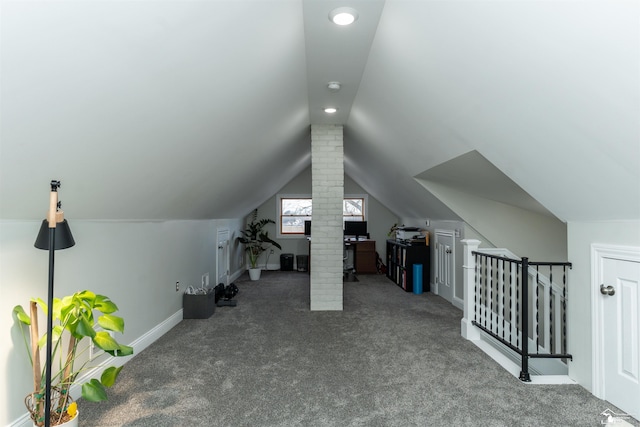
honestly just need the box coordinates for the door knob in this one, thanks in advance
[600,284,615,296]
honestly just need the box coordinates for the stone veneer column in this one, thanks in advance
[310,124,344,311]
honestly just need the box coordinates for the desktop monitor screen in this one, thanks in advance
[304,220,311,236]
[344,221,367,238]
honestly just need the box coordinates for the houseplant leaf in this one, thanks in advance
[93,331,120,351]
[73,315,97,339]
[12,305,31,325]
[37,325,63,349]
[100,366,123,387]
[98,314,125,333]
[105,343,134,357]
[94,294,118,314]
[81,378,108,402]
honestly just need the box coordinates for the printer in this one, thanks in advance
[395,227,423,241]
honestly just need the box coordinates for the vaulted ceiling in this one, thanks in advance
[1,1,638,223]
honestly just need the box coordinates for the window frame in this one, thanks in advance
[279,196,312,237]
[276,194,368,238]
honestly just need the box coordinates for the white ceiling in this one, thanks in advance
[1,0,638,223]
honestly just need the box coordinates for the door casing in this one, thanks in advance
[591,243,640,415]
[435,229,455,304]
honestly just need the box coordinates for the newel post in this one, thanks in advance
[461,239,481,341]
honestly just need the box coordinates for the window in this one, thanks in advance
[280,198,312,235]
[343,198,364,222]
[278,196,366,236]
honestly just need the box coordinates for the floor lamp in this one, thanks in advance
[34,180,75,427]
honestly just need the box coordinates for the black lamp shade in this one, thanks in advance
[34,219,76,250]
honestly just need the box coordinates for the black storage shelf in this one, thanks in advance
[386,239,430,292]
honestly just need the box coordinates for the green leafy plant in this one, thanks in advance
[238,210,282,269]
[13,290,133,426]
[387,223,403,237]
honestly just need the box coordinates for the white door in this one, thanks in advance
[435,230,454,303]
[603,257,640,417]
[593,244,640,419]
[217,229,230,286]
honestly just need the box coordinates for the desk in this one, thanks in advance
[345,239,377,274]
[307,238,377,274]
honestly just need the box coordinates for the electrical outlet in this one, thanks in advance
[175,281,180,292]
[270,249,274,254]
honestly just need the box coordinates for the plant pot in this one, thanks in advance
[33,410,79,427]
[26,389,79,427]
[248,268,261,281]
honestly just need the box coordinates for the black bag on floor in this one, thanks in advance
[214,283,226,303]
[225,283,239,299]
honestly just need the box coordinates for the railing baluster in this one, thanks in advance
[520,257,531,382]
[489,257,494,334]
[542,269,551,353]
[549,265,554,354]
[554,287,562,354]
[483,256,488,329]
[479,255,484,328]
[501,258,505,341]
[509,262,517,344]
[516,259,520,350]
[535,266,540,354]
[562,265,568,355]
[474,253,479,323]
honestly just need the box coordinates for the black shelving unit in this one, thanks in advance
[386,239,430,292]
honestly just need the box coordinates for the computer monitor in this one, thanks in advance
[304,220,311,236]
[344,221,367,239]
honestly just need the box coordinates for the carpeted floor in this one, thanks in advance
[80,271,634,426]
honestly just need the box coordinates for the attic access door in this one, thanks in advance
[592,244,640,419]
[435,230,454,303]
[217,229,230,287]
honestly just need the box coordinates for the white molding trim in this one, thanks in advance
[434,229,455,303]
[9,310,184,427]
[591,243,640,400]
[472,332,575,385]
[452,295,464,310]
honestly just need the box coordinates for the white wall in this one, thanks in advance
[416,180,568,262]
[566,219,640,391]
[1,218,242,426]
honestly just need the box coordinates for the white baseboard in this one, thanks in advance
[230,268,244,283]
[8,310,184,427]
[472,336,576,385]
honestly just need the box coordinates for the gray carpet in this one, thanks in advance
[80,271,633,426]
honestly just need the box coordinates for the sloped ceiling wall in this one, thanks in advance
[1,1,638,224]
[347,1,639,223]
[1,1,312,220]
[415,151,568,260]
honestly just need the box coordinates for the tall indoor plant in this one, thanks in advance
[238,211,281,280]
[12,290,133,426]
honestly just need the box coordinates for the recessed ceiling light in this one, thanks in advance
[324,107,338,114]
[327,81,341,92]
[329,7,358,26]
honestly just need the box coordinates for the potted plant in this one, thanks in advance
[238,211,282,280]
[12,290,133,426]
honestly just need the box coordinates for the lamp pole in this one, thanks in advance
[44,181,60,427]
